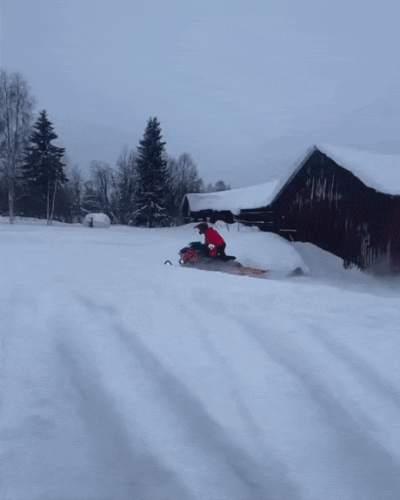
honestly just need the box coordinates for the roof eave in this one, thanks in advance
[268,145,318,204]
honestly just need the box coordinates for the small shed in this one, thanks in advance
[82,213,111,228]
[237,144,400,273]
[182,180,280,224]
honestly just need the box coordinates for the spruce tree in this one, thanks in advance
[22,110,67,223]
[134,117,170,227]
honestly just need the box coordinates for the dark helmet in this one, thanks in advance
[195,222,208,234]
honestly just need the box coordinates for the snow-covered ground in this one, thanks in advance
[2,218,400,500]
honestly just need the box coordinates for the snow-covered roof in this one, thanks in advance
[315,144,400,195]
[185,144,400,217]
[184,179,280,215]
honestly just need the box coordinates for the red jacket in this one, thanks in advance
[204,228,225,256]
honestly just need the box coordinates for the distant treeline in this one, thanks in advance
[0,69,230,226]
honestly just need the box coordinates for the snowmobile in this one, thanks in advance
[179,241,238,266]
[176,241,268,277]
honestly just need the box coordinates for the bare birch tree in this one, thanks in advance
[0,70,35,223]
[68,164,84,222]
[113,146,138,224]
[82,161,115,218]
[167,152,203,222]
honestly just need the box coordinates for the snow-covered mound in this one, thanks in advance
[82,212,111,228]
[212,221,309,274]
[292,241,369,281]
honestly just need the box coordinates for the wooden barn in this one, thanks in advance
[181,180,280,224]
[236,144,400,273]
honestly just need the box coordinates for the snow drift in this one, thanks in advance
[1,219,400,500]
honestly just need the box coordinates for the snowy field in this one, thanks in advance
[2,218,400,500]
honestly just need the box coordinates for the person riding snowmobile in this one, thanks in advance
[195,222,227,258]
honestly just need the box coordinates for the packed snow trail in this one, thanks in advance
[1,221,400,500]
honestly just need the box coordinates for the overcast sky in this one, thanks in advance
[1,0,400,188]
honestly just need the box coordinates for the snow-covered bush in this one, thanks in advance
[82,213,110,228]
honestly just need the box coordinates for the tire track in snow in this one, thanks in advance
[307,323,400,411]
[48,289,193,500]
[306,322,400,465]
[113,322,303,500]
[55,329,193,500]
[123,281,304,498]
[193,290,400,499]
[170,294,269,455]
[2,289,138,500]
[57,291,302,499]
[235,317,400,500]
